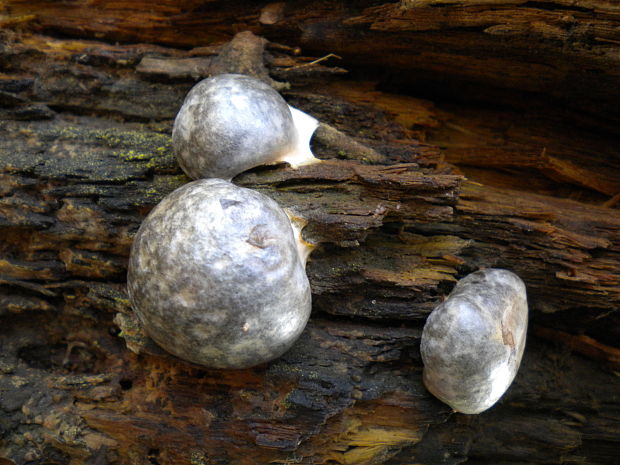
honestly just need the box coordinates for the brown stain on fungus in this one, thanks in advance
[502,327,515,348]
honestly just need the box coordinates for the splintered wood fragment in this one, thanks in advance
[314,123,388,163]
[0,14,36,27]
[286,53,342,69]
[602,191,620,208]
[136,57,213,79]
[0,277,57,297]
[208,31,273,84]
[447,147,620,196]
[538,149,620,196]
[534,326,620,370]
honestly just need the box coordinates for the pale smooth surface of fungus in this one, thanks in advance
[420,269,528,414]
[127,178,312,369]
[172,73,318,180]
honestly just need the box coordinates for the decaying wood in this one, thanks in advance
[2,0,620,121]
[0,3,619,465]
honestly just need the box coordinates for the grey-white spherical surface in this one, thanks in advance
[126,178,312,369]
[172,73,318,180]
[420,269,528,414]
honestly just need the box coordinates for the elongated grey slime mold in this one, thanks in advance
[127,178,313,369]
[172,73,319,181]
[420,269,528,414]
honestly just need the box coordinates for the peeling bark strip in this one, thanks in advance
[0,7,619,465]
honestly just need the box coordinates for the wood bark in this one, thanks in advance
[0,2,619,465]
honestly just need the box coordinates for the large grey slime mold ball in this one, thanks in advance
[127,178,313,369]
[173,73,319,180]
[420,269,528,414]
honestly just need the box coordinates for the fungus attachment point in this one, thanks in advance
[420,269,528,414]
[172,73,319,181]
[283,106,320,168]
[127,179,312,369]
[284,208,316,266]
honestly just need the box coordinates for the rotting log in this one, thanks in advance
[0,3,619,465]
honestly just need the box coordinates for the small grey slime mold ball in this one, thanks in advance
[420,269,528,414]
[127,178,313,369]
[172,73,319,181]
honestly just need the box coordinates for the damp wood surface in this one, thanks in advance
[0,2,619,465]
